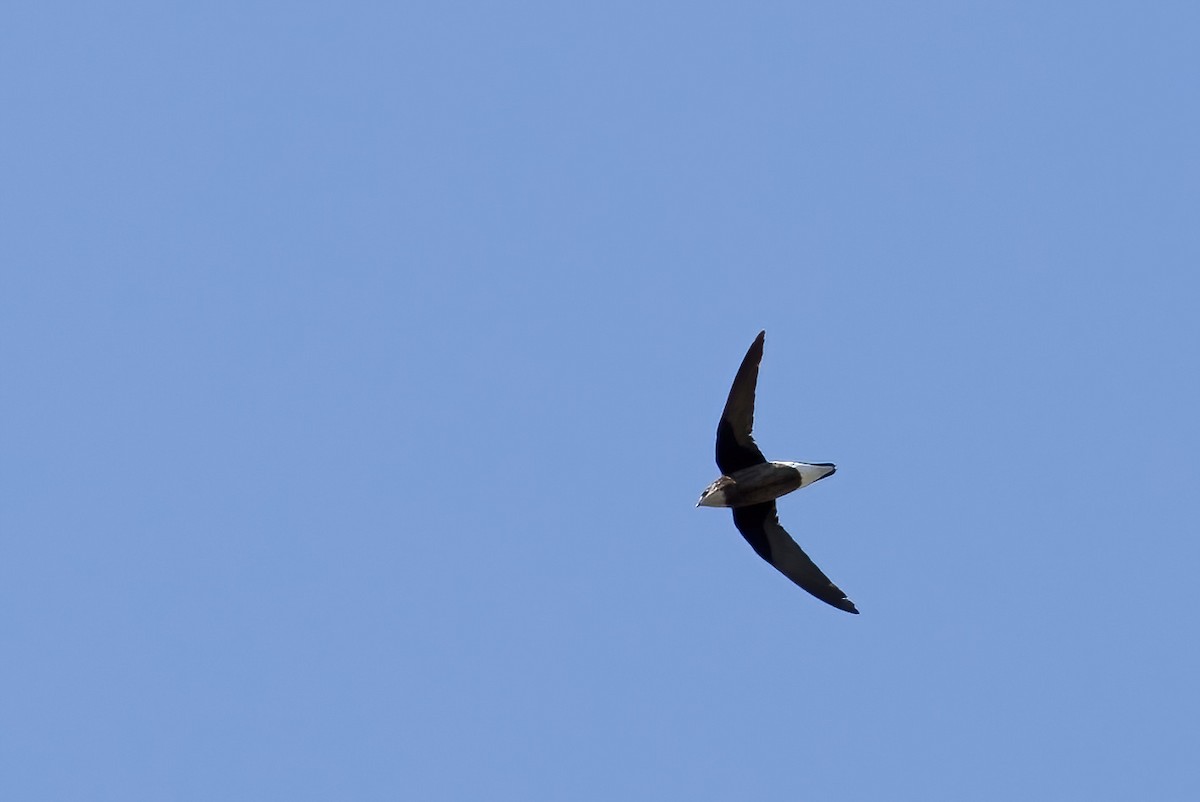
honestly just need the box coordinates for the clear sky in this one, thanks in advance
[3,2,1198,800]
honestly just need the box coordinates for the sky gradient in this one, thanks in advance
[3,3,1199,799]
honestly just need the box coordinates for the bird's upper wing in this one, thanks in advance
[715,331,768,475]
[731,501,859,614]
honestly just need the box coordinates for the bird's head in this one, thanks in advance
[696,476,735,507]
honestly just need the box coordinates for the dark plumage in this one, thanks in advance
[697,331,859,614]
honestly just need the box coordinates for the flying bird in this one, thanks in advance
[697,331,859,614]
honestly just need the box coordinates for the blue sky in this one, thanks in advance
[3,2,1199,799]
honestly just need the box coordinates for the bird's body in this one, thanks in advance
[698,461,835,508]
[696,331,859,614]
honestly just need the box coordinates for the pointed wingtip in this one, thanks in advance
[743,330,766,368]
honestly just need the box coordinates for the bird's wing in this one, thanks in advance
[715,330,768,475]
[731,502,859,614]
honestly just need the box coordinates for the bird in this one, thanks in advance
[696,331,859,614]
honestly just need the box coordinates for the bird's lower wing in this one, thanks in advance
[731,502,859,614]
